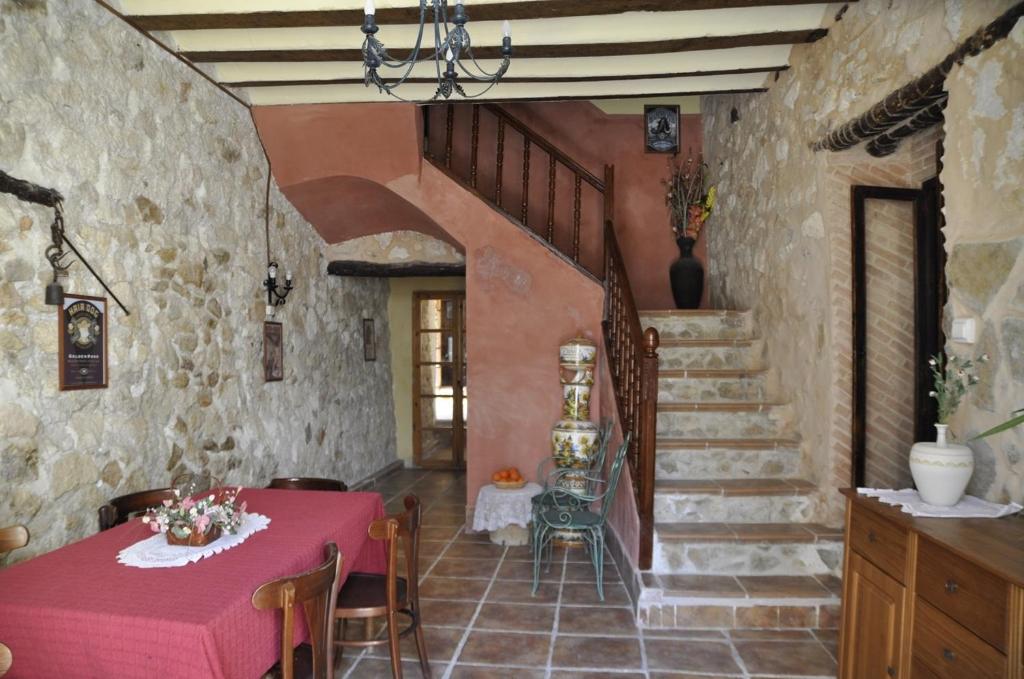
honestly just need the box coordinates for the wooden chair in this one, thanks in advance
[252,543,343,679]
[268,478,348,492]
[97,488,175,531]
[335,495,429,679]
[0,525,29,555]
[0,642,11,677]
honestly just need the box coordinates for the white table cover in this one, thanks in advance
[473,482,542,531]
[117,512,271,568]
[858,488,1023,518]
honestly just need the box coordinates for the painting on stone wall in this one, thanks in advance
[644,104,680,154]
[59,293,108,391]
[263,321,283,382]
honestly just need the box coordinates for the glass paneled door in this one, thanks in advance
[413,292,467,469]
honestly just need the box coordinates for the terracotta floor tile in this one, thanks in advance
[364,625,463,662]
[344,657,446,678]
[816,574,844,597]
[419,576,490,601]
[641,628,729,640]
[645,638,742,674]
[734,639,838,676]
[443,542,507,559]
[656,574,744,597]
[560,582,631,607]
[550,673,646,679]
[730,628,815,640]
[498,557,563,582]
[474,602,556,632]
[551,635,643,670]
[418,598,478,627]
[419,525,461,541]
[562,559,617,583]
[429,557,500,579]
[448,665,546,679]
[557,605,637,635]
[503,545,534,561]
[456,630,551,667]
[486,579,560,604]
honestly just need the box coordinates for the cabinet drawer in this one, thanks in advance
[849,504,908,581]
[912,598,1006,679]
[916,537,1009,652]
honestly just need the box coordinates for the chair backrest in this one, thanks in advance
[368,494,422,612]
[98,488,175,531]
[598,433,632,522]
[0,525,29,555]
[585,417,616,495]
[252,542,343,679]
[267,477,348,492]
[0,641,11,677]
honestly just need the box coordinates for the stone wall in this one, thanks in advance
[325,230,464,266]
[943,18,1024,502]
[0,0,397,560]
[702,0,1019,520]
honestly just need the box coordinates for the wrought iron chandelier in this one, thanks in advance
[361,0,513,101]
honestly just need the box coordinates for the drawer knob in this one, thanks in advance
[867,530,877,543]
[887,665,897,677]
[943,648,956,662]
[945,579,959,594]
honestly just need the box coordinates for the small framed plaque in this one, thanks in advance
[644,104,680,154]
[363,318,376,361]
[59,293,108,390]
[263,321,283,382]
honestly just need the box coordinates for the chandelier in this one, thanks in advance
[361,0,513,101]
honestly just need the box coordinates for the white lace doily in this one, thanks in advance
[117,513,271,569]
[472,482,542,532]
[858,488,1023,518]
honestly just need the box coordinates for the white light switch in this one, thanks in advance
[951,318,976,344]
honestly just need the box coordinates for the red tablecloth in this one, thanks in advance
[0,488,386,679]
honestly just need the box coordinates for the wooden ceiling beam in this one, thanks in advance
[223,65,787,88]
[183,29,826,62]
[130,1,835,31]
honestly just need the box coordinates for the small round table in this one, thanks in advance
[472,482,542,546]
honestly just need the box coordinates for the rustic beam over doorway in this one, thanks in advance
[327,261,466,277]
[811,2,1024,155]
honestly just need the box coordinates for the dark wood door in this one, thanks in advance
[841,552,906,679]
[412,291,467,469]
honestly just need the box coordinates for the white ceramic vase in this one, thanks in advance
[909,424,974,506]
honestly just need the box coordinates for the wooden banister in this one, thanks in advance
[422,105,659,569]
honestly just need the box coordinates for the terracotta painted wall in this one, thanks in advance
[502,102,706,310]
[253,104,608,515]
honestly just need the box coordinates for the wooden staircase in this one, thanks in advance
[637,310,843,631]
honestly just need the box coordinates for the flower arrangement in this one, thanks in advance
[143,485,246,547]
[928,352,988,424]
[664,155,716,240]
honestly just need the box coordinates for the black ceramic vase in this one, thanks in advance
[669,236,704,309]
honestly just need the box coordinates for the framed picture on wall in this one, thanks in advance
[59,293,108,390]
[644,104,680,154]
[263,321,283,382]
[363,318,376,361]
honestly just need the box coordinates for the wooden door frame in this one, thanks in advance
[850,185,921,488]
[412,290,467,469]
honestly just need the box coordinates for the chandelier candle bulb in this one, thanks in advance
[364,0,374,16]
[503,20,511,38]
[285,270,292,282]
[268,264,276,279]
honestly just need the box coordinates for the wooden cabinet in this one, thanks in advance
[839,491,1024,679]
[842,552,905,679]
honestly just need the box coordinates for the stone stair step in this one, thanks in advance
[658,370,769,402]
[656,404,793,439]
[657,338,761,370]
[637,574,841,630]
[657,437,800,450]
[652,523,844,576]
[653,478,818,523]
[656,445,801,480]
[640,309,753,341]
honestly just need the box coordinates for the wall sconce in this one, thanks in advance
[260,164,295,318]
[263,261,293,316]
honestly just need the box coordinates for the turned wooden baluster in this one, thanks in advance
[638,327,660,570]
[520,138,531,226]
[546,155,556,243]
[444,104,454,169]
[495,117,506,207]
[470,105,480,189]
[572,174,582,262]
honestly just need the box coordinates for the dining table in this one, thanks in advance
[0,487,387,679]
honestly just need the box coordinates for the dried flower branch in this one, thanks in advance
[663,154,716,240]
[928,351,987,424]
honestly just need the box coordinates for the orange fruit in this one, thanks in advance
[492,472,501,482]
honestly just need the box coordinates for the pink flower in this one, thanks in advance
[195,514,211,534]
[149,521,161,533]
[180,496,196,510]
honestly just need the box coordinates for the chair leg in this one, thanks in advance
[594,530,605,602]
[386,611,403,679]
[532,525,548,595]
[412,616,432,678]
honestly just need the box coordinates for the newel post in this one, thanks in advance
[638,326,660,571]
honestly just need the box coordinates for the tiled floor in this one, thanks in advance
[342,468,838,678]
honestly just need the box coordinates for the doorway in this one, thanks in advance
[850,181,946,487]
[412,291,467,469]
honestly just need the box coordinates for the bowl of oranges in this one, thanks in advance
[492,467,526,489]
